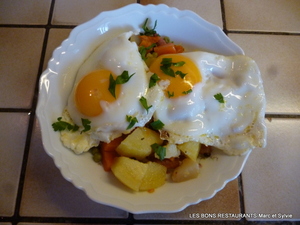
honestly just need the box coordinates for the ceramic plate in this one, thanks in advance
[36,3,249,214]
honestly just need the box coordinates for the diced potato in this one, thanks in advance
[111,156,148,191]
[155,143,180,159]
[177,141,201,161]
[140,162,167,191]
[172,158,200,182]
[111,156,167,191]
[116,127,163,160]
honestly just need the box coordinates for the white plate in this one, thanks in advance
[36,3,249,214]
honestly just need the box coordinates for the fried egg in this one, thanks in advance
[149,51,266,155]
[63,31,162,153]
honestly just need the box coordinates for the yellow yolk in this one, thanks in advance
[149,54,201,98]
[75,69,120,117]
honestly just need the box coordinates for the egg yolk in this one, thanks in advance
[149,54,201,98]
[75,69,120,117]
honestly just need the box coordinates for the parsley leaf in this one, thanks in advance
[140,18,158,36]
[150,120,164,130]
[214,93,225,103]
[81,118,91,133]
[149,73,161,88]
[151,143,166,161]
[167,91,174,98]
[160,58,186,77]
[115,71,135,84]
[175,70,187,79]
[139,44,157,61]
[109,71,135,98]
[108,74,117,98]
[183,89,192,95]
[52,117,79,132]
[126,115,138,130]
[139,96,152,113]
[160,65,175,77]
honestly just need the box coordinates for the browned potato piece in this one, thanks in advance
[116,127,163,160]
[111,156,167,191]
[111,156,148,191]
[177,141,201,161]
[140,161,167,191]
[172,158,200,182]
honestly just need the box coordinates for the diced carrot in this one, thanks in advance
[101,136,125,152]
[175,45,184,53]
[139,35,161,48]
[100,136,125,171]
[101,150,118,172]
[154,43,177,56]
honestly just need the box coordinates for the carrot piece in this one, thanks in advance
[139,35,161,47]
[154,43,177,56]
[100,136,125,171]
[101,150,118,172]
[175,45,184,53]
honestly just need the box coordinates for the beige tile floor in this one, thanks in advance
[0,0,299,224]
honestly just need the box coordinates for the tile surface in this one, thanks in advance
[0,113,30,216]
[224,0,300,32]
[140,0,223,27]
[228,33,300,114]
[0,0,52,25]
[0,28,45,108]
[20,119,128,218]
[242,118,300,221]
[52,0,137,25]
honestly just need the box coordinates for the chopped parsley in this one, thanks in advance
[140,18,158,36]
[52,117,91,133]
[167,91,174,98]
[160,58,186,78]
[214,93,225,103]
[150,120,164,130]
[151,143,166,161]
[139,96,152,113]
[149,73,161,88]
[126,115,138,130]
[139,43,157,61]
[182,89,193,95]
[108,71,135,98]
[80,118,91,133]
[175,70,187,79]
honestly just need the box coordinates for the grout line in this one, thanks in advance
[220,0,228,34]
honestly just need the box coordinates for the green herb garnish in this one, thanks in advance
[150,120,164,130]
[109,71,135,98]
[149,73,161,88]
[81,118,91,133]
[52,117,79,132]
[140,18,158,36]
[52,117,91,133]
[160,58,186,77]
[183,89,192,95]
[139,96,152,113]
[214,93,225,103]
[175,70,187,79]
[126,115,138,130]
[139,43,157,61]
[151,143,166,161]
[167,91,174,98]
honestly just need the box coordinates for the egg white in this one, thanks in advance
[63,31,162,153]
[153,51,267,155]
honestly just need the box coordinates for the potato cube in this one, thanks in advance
[111,156,148,191]
[177,141,201,161]
[116,127,163,160]
[140,162,167,191]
